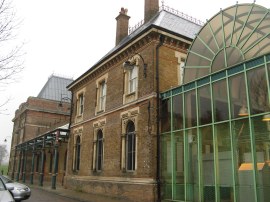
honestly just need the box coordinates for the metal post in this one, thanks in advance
[52,130,59,189]
[39,149,45,186]
[30,151,35,184]
[22,149,27,183]
[11,149,17,180]
[16,151,22,181]
[39,136,46,187]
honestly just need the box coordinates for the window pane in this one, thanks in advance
[198,85,212,125]
[185,90,197,128]
[174,132,185,200]
[186,128,198,201]
[161,134,172,200]
[229,73,248,118]
[173,95,183,130]
[201,126,215,201]
[97,131,103,170]
[161,99,171,133]
[247,66,269,115]
[215,123,234,201]
[129,67,138,93]
[233,119,255,202]
[212,80,229,122]
[252,116,270,201]
[127,122,135,171]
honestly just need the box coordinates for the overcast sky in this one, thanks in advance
[1,0,269,152]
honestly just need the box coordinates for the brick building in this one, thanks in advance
[65,0,202,201]
[9,75,73,187]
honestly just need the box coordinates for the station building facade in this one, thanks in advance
[64,0,202,201]
[160,3,270,202]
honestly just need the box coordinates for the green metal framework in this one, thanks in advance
[12,125,69,189]
[160,3,270,201]
[184,3,270,84]
[160,53,270,202]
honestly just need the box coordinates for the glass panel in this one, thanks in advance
[229,73,248,119]
[231,5,250,46]
[252,116,270,201]
[226,47,244,67]
[223,6,237,46]
[185,90,197,128]
[232,119,256,202]
[242,12,270,58]
[191,37,214,61]
[212,80,229,122]
[97,131,103,170]
[247,66,269,114]
[161,134,172,200]
[127,122,135,171]
[185,52,211,67]
[198,85,212,125]
[186,128,198,201]
[201,126,215,201]
[173,132,185,200]
[161,99,171,133]
[200,24,218,53]
[209,12,223,49]
[215,123,234,201]
[173,95,183,130]
[212,49,226,72]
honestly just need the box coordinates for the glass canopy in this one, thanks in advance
[184,3,270,83]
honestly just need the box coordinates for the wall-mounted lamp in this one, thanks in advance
[123,53,147,78]
[238,106,249,116]
[59,94,72,107]
[262,114,270,121]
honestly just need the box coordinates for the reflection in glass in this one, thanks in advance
[252,116,270,201]
[233,119,255,202]
[185,90,197,128]
[161,134,172,200]
[198,85,212,125]
[216,123,234,201]
[229,73,248,118]
[174,132,185,200]
[247,66,269,115]
[187,128,198,201]
[212,80,229,122]
[173,95,183,130]
[201,126,215,201]
[161,99,171,133]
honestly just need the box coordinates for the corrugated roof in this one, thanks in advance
[37,75,73,101]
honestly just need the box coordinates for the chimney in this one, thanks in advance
[144,0,159,22]
[115,8,130,45]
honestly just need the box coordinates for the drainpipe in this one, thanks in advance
[156,34,164,202]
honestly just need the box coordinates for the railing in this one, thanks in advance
[128,4,204,35]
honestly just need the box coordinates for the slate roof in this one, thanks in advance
[37,75,73,101]
[68,8,202,89]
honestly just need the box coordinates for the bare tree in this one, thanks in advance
[0,144,8,165]
[0,0,24,113]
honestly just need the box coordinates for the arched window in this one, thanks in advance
[75,136,81,171]
[96,130,103,171]
[126,121,136,171]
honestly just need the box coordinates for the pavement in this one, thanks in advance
[27,182,129,202]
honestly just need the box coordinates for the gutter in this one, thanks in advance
[156,34,164,202]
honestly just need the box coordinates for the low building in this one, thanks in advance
[9,75,73,187]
